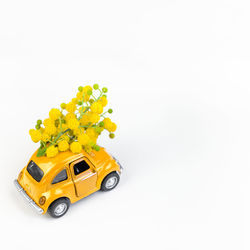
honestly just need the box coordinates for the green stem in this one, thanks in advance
[78,107,90,120]
[53,128,69,144]
[101,111,108,116]
[48,140,55,145]
[96,89,103,101]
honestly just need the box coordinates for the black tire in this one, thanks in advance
[101,172,120,191]
[48,198,70,218]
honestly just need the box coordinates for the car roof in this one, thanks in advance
[30,149,85,175]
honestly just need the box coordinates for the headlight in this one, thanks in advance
[39,196,46,205]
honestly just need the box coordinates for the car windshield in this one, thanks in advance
[27,160,44,182]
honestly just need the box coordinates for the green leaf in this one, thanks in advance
[37,147,46,157]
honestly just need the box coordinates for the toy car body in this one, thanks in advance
[14,147,122,218]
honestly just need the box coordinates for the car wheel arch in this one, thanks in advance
[48,196,71,208]
[99,170,118,186]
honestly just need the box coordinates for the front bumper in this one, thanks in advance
[14,179,44,214]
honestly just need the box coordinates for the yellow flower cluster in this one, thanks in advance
[29,129,41,143]
[46,145,58,158]
[103,118,117,132]
[29,84,117,158]
[58,140,69,151]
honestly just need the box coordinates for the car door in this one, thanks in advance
[70,157,97,197]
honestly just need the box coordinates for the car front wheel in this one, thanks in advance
[48,198,70,218]
[101,172,120,191]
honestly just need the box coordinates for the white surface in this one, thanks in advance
[0,0,250,249]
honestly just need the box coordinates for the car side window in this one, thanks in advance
[52,169,68,184]
[74,160,90,175]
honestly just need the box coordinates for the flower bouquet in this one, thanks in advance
[29,84,117,158]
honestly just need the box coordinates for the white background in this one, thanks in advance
[0,0,250,249]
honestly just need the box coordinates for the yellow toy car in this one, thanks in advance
[14,147,123,218]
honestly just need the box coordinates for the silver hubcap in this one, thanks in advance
[54,203,67,216]
[105,176,118,189]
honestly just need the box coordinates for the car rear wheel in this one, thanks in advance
[101,172,120,191]
[48,198,70,218]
